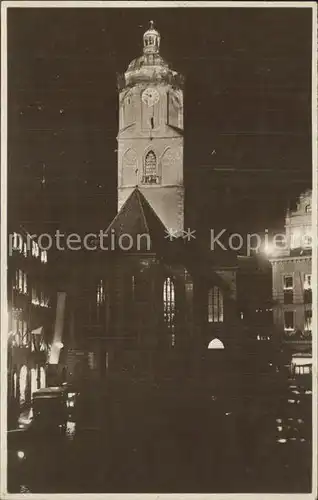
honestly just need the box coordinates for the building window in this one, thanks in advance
[19,365,28,404]
[88,352,96,370]
[40,367,46,388]
[284,290,293,304]
[97,280,105,306]
[284,311,294,332]
[12,232,23,252]
[283,275,293,290]
[41,250,47,263]
[304,274,312,290]
[31,368,38,396]
[163,277,175,340]
[22,320,28,346]
[303,233,312,248]
[304,289,312,304]
[12,233,22,251]
[15,269,28,294]
[304,310,312,333]
[13,372,17,399]
[208,286,224,323]
[305,204,311,213]
[143,151,159,184]
[32,240,40,258]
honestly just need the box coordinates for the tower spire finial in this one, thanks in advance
[143,20,160,55]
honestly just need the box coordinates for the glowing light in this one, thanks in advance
[263,241,275,256]
[17,450,25,459]
[292,355,312,367]
[277,438,287,444]
[40,367,46,388]
[31,368,37,396]
[208,338,225,349]
[277,426,283,432]
[66,421,76,440]
[19,366,28,404]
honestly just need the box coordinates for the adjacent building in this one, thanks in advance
[7,227,53,425]
[237,254,273,339]
[269,190,312,352]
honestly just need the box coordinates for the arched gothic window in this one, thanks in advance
[208,286,224,323]
[143,151,159,184]
[163,277,176,345]
[97,280,105,306]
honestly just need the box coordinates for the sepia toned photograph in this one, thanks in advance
[1,1,316,497]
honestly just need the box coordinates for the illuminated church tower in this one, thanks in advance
[117,21,185,233]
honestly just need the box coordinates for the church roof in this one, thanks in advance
[104,187,171,253]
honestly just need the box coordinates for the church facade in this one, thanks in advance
[71,23,239,384]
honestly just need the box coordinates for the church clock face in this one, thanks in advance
[142,88,160,107]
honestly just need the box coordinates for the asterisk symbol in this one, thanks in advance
[164,228,182,241]
[182,228,196,241]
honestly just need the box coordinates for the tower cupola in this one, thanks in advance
[143,20,160,54]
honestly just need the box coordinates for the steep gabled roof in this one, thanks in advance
[104,187,169,253]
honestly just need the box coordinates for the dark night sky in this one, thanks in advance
[8,7,312,236]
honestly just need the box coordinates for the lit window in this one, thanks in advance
[13,372,17,399]
[22,321,28,345]
[18,234,23,252]
[208,286,224,323]
[32,241,39,258]
[163,277,176,344]
[88,352,96,370]
[19,269,23,291]
[303,274,312,303]
[97,280,105,306]
[19,365,28,404]
[12,232,22,251]
[143,151,158,184]
[41,250,47,263]
[31,368,38,395]
[32,287,39,305]
[284,311,294,332]
[40,367,46,388]
[23,243,28,257]
[283,275,293,290]
[305,310,312,333]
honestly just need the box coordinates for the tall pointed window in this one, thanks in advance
[163,277,176,345]
[96,279,105,323]
[97,280,105,306]
[143,151,159,184]
[208,286,224,323]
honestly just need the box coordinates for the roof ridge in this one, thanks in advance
[136,188,150,234]
[104,189,134,234]
[137,188,168,231]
